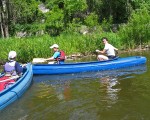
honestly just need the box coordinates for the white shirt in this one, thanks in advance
[104,43,116,56]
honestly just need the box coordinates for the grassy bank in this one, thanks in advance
[0,32,121,63]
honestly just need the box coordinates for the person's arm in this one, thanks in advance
[114,47,118,51]
[99,49,106,54]
[15,62,23,75]
[111,44,118,51]
[98,44,108,54]
[45,52,60,61]
[44,56,55,61]
[96,49,106,54]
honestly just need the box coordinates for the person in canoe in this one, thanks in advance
[0,51,24,91]
[44,44,66,64]
[4,51,24,76]
[96,37,118,61]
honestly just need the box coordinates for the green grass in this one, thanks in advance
[0,32,121,63]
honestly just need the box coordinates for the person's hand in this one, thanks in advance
[96,49,100,52]
[21,64,27,67]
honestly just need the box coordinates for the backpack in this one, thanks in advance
[57,50,66,61]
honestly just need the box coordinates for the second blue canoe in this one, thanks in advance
[32,56,147,75]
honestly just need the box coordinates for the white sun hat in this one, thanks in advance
[50,44,59,49]
[8,51,17,59]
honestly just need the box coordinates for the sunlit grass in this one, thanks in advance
[0,32,121,62]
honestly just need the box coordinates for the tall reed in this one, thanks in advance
[0,32,121,63]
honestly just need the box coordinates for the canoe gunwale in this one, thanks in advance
[33,56,120,66]
[0,63,33,110]
[0,64,29,95]
[32,56,147,75]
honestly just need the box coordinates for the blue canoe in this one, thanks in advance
[32,56,147,75]
[0,63,33,110]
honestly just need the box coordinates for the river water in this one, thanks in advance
[0,50,150,120]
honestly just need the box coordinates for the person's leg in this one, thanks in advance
[97,55,108,61]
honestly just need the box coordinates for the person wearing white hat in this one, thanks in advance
[3,51,23,76]
[44,44,65,64]
[50,44,59,49]
[8,51,17,60]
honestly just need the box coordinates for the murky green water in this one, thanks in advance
[0,51,150,120]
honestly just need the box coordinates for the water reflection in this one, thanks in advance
[0,64,147,120]
[99,76,120,108]
[33,64,147,82]
[33,64,146,103]
[52,80,71,101]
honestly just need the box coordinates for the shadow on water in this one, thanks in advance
[33,64,147,84]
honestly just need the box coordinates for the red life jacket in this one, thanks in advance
[56,50,66,61]
[0,76,15,92]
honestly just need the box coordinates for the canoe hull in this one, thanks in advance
[32,56,147,75]
[0,63,33,110]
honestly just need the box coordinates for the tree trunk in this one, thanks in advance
[0,13,4,38]
[5,0,10,37]
[0,0,9,38]
[0,0,4,38]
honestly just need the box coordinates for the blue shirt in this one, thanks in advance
[15,62,23,74]
[52,51,64,64]
[52,51,60,59]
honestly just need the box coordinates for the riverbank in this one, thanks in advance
[0,47,149,66]
[67,46,150,60]
[0,32,149,64]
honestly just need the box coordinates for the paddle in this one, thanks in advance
[0,76,20,83]
[32,58,46,64]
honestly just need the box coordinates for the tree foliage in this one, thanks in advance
[0,0,150,39]
[119,3,150,49]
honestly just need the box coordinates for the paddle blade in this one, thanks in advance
[32,58,45,63]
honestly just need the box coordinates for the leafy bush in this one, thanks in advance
[0,31,121,63]
[118,3,150,49]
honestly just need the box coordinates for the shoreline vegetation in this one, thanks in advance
[0,33,149,65]
[0,48,149,67]
[0,47,149,65]
[0,0,149,64]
